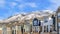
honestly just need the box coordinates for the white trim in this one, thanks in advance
[0,28,2,30]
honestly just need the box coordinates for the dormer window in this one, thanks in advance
[44,20,48,23]
[33,18,39,26]
[44,16,48,23]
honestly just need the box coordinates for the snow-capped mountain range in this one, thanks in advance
[0,10,56,23]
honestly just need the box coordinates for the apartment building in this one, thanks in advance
[0,9,58,34]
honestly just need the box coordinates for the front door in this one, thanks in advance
[12,26,16,34]
[24,24,31,34]
[18,25,22,34]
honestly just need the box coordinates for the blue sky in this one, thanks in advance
[0,0,60,19]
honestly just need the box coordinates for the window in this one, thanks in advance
[44,20,48,23]
[18,26,21,30]
[33,18,39,26]
[58,23,60,28]
[35,26,40,32]
[44,16,48,23]
[32,26,39,32]
[58,13,60,19]
[12,26,16,30]
[33,20,38,25]
[12,30,16,34]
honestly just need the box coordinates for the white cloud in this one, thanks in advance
[25,3,37,7]
[15,0,23,2]
[10,2,17,8]
[49,0,60,4]
[46,0,60,11]
[11,2,17,6]
[50,0,60,7]
[18,4,25,9]
[45,5,57,11]
[18,2,37,9]
[0,17,4,20]
[0,0,5,8]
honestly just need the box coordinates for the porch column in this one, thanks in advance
[48,25,50,32]
[42,24,44,32]
[55,16,57,31]
[2,24,7,34]
[41,21,44,34]
[16,26,18,34]
[14,29,15,34]
[41,25,44,34]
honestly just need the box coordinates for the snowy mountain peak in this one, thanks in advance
[0,10,56,23]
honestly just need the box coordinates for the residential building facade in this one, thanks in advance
[0,8,59,34]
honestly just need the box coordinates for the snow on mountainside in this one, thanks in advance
[42,10,56,14]
[0,10,55,23]
[4,14,25,23]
